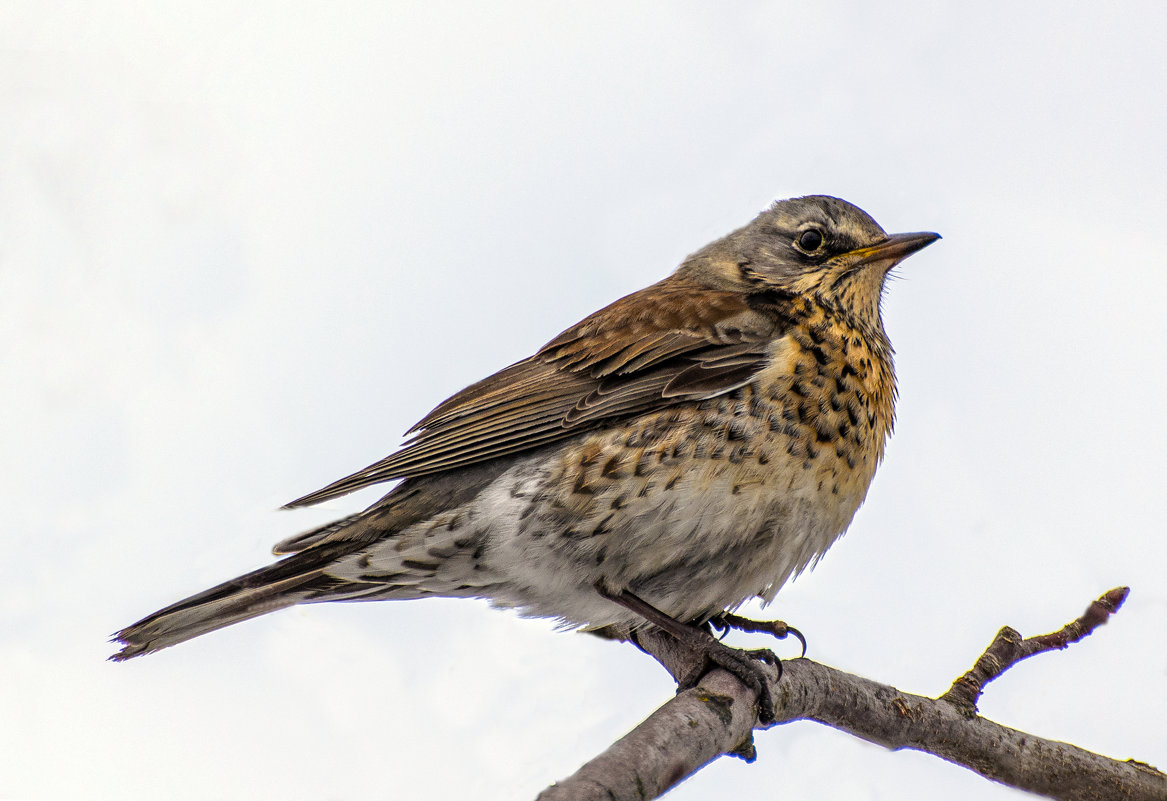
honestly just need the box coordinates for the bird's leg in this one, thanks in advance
[708,612,808,657]
[595,583,781,724]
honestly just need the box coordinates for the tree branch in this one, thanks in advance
[537,587,1165,801]
[941,586,1129,713]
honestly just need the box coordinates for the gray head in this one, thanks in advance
[677,195,939,330]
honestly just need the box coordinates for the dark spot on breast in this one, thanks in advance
[846,403,861,427]
[402,559,440,573]
[601,456,624,479]
[572,474,597,495]
[593,513,615,536]
[611,494,628,510]
[797,402,814,423]
[770,418,800,438]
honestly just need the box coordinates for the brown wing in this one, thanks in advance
[283,276,784,508]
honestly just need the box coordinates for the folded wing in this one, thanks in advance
[284,277,784,508]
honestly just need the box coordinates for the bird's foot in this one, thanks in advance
[676,635,781,725]
[594,583,784,724]
[708,612,807,657]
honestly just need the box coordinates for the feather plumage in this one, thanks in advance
[283,277,783,508]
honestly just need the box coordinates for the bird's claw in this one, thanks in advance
[706,617,732,641]
[710,612,808,658]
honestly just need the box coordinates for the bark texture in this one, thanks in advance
[538,587,1165,801]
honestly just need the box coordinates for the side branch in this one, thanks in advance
[538,587,1164,801]
[941,586,1129,712]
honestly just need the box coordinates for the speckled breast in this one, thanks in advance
[517,302,898,621]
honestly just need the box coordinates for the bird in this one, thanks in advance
[112,195,939,721]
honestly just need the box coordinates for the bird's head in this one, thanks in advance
[677,195,939,333]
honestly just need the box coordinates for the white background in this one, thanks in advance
[3,3,1166,799]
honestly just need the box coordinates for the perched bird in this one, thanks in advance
[112,195,938,720]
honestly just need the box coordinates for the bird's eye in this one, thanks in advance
[797,229,824,252]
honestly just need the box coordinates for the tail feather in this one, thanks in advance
[271,512,364,555]
[111,464,512,661]
[110,542,355,661]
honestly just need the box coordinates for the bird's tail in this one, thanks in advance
[109,541,356,661]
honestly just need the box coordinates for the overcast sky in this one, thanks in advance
[3,3,1166,799]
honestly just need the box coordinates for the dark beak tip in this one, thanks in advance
[903,230,941,246]
[853,230,941,265]
[893,230,942,257]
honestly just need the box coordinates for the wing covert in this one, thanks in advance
[284,278,785,508]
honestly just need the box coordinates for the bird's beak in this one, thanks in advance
[849,231,941,267]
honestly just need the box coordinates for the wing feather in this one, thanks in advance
[284,277,786,508]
